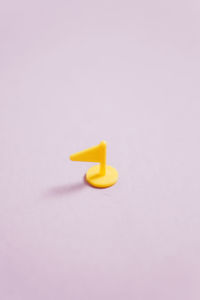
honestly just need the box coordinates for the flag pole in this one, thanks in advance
[99,141,106,176]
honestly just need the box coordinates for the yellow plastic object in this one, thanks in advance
[70,141,118,188]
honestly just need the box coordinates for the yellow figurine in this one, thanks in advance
[70,141,118,188]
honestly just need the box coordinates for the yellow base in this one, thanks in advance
[86,165,118,188]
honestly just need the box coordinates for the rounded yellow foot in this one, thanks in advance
[86,165,118,188]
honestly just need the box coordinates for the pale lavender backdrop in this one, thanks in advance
[0,0,200,299]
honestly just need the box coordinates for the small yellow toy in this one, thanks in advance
[70,141,118,188]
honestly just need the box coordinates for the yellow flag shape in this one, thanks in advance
[69,140,118,187]
[70,141,106,164]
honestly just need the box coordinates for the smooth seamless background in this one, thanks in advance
[0,0,200,299]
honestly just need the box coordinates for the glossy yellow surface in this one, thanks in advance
[86,165,118,188]
[70,141,118,188]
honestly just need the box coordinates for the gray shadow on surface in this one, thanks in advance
[45,177,87,198]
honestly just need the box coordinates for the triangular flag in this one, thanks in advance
[70,141,106,164]
[69,141,118,188]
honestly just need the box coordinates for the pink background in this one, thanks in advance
[1,0,200,299]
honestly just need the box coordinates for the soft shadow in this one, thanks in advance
[45,178,87,198]
[83,174,93,188]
